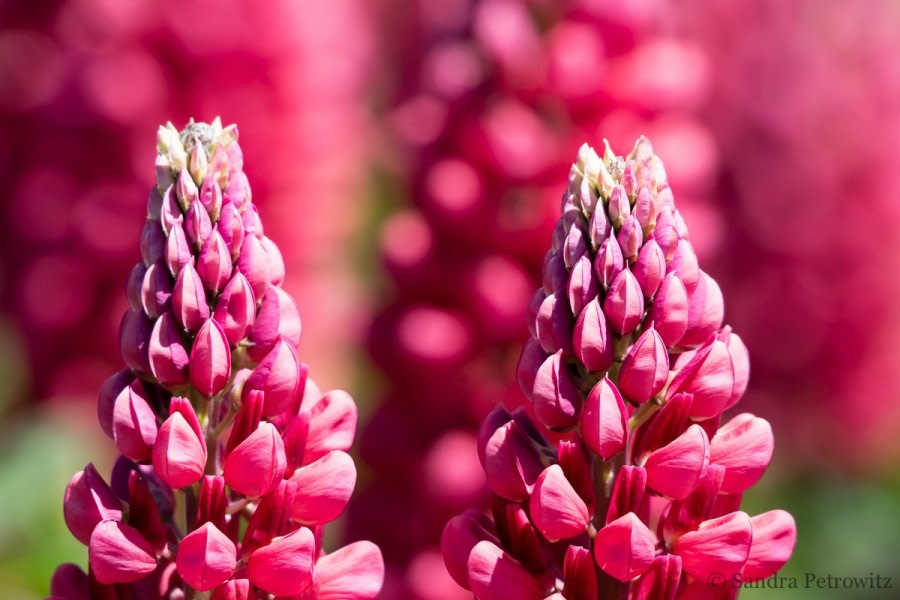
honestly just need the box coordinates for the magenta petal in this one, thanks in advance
[593,512,656,582]
[633,238,666,298]
[140,260,173,319]
[581,378,627,460]
[172,263,210,332]
[535,292,574,355]
[673,511,752,580]
[594,235,624,290]
[211,578,250,600]
[223,423,286,498]
[647,272,689,347]
[260,236,286,286]
[303,389,358,462]
[243,339,302,417]
[288,450,357,525]
[667,238,699,293]
[666,337,735,419]
[119,308,153,375]
[165,222,193,276]
[532,350,583,430]
[441,511,499,590]
[516,337,547,398]
[574,297,614,372]
[742,510,796,581]
[152,405,206,490]
[645,424,709,499]
[190,319,232,397]
[313,541,385,600]
[724,331,749,410]
[197,231,233,295]
[213,272,256,345]
[176,522,237,592]
[63,464,123,546]
[562,545,597,600]
[247,287,301,361]
[246,527,315,596]
[88,520,157,584]
[680,271,725,348]
[606,465,647,525]
[529,465,589,542]
[466,540,543,600]
[97,369,133,440]
[482,421,543,501]
[148,311,190,387]
[237,234,271,300]
[630,554,682,600]
[603,268,644,335]
[710,414,774,494]
[50,563,89,600]
[112,383,158,462]
[618,325,669,404]
[567,254,598,316]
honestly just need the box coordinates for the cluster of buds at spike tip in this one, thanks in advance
[50,120,383,600]
[442,138,796,599]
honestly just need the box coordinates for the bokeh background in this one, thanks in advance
[1,0,899,598]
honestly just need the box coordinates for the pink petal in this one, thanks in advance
[574,297,614,372]
[63,464,123,546]
[441,511,499,590]
[314,541,385,600]
[223,423,286,498]
[645,424,709,499]
[593,512,656,582]
[532,350,583,430]
[243,339,302,417]
[112,382,158,462]
[176,522,237,591]
[581,378,627,459]
[710,414,773,494]
[213,272,256,345]
[172,263,210,332]
[562,545,597,600]
[303,390,358,463]
[673,511,753,580]
[247,527,315,596]
[466,540,543,600]
[148,311,190,387]
[618,325,670,404]
[536,292,574,355]
[666,337,735,420]
[742,510,796,581]
[211,578,250,600]
[288,450,357,525]
[630,554,681,600]
[153,408,206,490]
[190,318,232,397]
[89,520,157,584]
[647,272,688,347]
[482,420,544,501]
[603,269,644,335]
[529,465,589,542]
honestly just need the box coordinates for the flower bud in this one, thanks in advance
[89,520,157,584]
[563,223,587,268]
[197,476,227,532]
[141,260,173,319]
[630,555,681,600]
[481,420,543,501]
[588,203,610,247]
[119,309,152,375]
[223,423,287,497]
[607,184,630,228]
[647,272,688,347]
[593,512,656,582]
[618,325,670,404]
[567,254,597,316]
[679,271,724,348]
[176,164,199,210]
[211,579,250,600]
[562,545,597,600]
[247,527,315,596]
[633,238,666,298]
[498,503,544,573]
[633,186,657,235]
[185,200,212,251]
[441,511,500,589]
[653,208,679,260]
[126,263,147,311]
[50,563,89,600]
[515,337,546,398]
[242,205,264,236]
[724,329,750,410]
[112,382,158,462]
[153,397,207,489]
[667,238,699,293]
[288,450,357,525]
[666,335,736,419]
[606,465,647,525]
[141,222,165,267]
[593,235,624,290]
[172,263,210,332]
[617,214,643,262]
[535,292,574,355]
[529,465,589,542]
[543,251,567,295]
[217,201,245,259]
[532,350,582,430]
[581,377,628,459]
[97,369,133,439]
[199,177,223,221]
[197,232,233,295]
[260,236,286,286]
[190,318,232,397]
[176,522,236,592]
[247,287,301,361]
[557,440,594,512]
[148,311,190,388]
[237,234,271,300]
[243,339,303,417]
[213,273,256,345]
[165,222,193,276]
[64,464,123,545]
[573,298,614,372]
[160,185,182,234]
[603,269,644,335]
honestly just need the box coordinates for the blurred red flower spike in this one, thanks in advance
[482,420,543,501]
[50,563,89,600]
[119,308,153,375]
[633,238,666,298]
[288,450,357,525]
[112,382,158,462]
[243,339,302,417]
[211,578,250,600]
[529,465,589,542]
[223,422,286,498]
[466,540,543,600]
[666,336,735,419]
[710,414,774,494]
[742,510,797,581]
[176,522,236,592]
[247,527,315,596]
[197,232,233,295]
[64,464,123,546]
[574,297,614,373]
[630,554,682,600]
[562,545,597,600]
[313,541,385,600]
[645,424,709,499]
[190,318,232,397]
[153,397,207,489]
[593,512,656,582]
[619,325,670,404]
[532,350,583,430]
[605,465,647,525]
[679,271,724,348]
[173,263,210,332]
[647,272,689,347]
[673,511,752,580]
[441,511,499,590]
[148,311,190,388]
[582,377,627,460]
[213,272,256,345]
[604,268,644,335]
[88,520,157,584]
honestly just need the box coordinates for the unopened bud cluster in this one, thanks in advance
[442,138,796,599]
[51,120,383,599]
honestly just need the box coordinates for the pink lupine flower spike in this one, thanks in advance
[443,138,796,598]
[51,120,384,599]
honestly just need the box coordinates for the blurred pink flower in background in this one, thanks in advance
[0,0,374,404]
[352,0,719,596]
